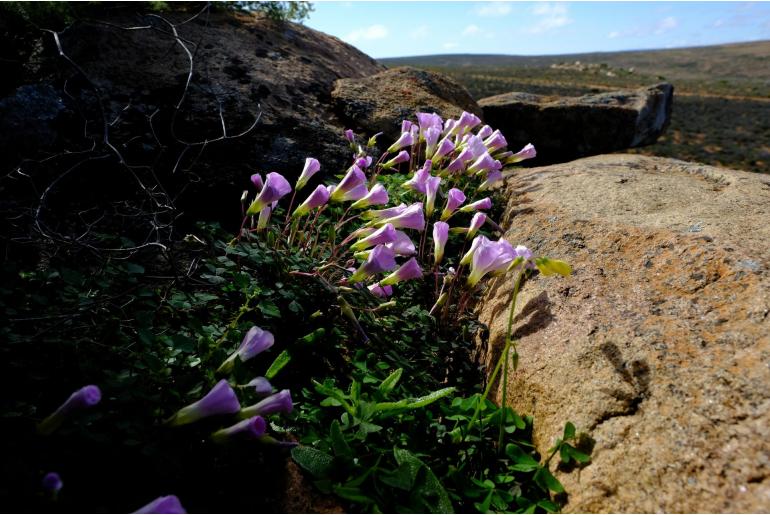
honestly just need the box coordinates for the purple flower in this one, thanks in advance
[377,202,425,231]
[460,235,490,265]
[383,150,410,169]
[256,204,273,231]
[424,176,442,217]
[246,376,273,396]
[385,231,416,256]
[387,131,415,153]
[349,245,397,282]
[296,157,321,191]
[37,385,102,435]
[477,125,494,139]
[484,129,508,152]
[459,197,492,213]
[240,389,293,418]
[355,156,373,169]
[168,380,240,427]
[250,173,264,190]
[293,184,330,217]
[468,152,502,175]
[401,119,413,133]
[344,129,355,142]
[433,137,455,160]
[219,326,274,373]
[507,143,537,163]
[351,223,397,251]
[467,238,517,286]
[247,172,292,215]
[368,283,393,298]
[350,183,389,209]
[479,169,504,191]
[424,127,442,157]
[211,415,267,443]
[362,203,407,222]
[455,111,482,133]
[330,165,366,202]
[467,135,489,159]
[380,258,423,286]
[417,112,443,133]
[441,188,466,220]
[42,472,62,494]
[467,212,487,239]
[403,162,432,194]
[134,495,186,514]
[433,222,450,265]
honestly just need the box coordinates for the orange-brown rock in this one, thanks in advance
[478,154,770,512]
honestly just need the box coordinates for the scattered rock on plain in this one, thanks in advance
[479,84,673,165]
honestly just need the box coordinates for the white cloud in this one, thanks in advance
[443,42,460,50]
[462,24,481,36]
[654,16,678,35]
[528,3,573,34]
[608,31,620,39]
[409,24,431,40]
[476,2,512,17]
[344,24,389,44]
[712,19,724,28]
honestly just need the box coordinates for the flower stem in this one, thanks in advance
[467,269,524,437]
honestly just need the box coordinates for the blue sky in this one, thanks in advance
[304,1,770,58]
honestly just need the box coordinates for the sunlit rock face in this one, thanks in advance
[478,154,770,513]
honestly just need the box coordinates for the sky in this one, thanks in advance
[304,1,770,58]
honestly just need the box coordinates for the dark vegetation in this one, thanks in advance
[383,41,770,174]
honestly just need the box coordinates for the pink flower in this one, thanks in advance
[362,203,407,222]
[250,173,264,190]
[293,184,330,217]
[467,212,487,239]
[351,223,398,251]
[385,230,416,256]
[479,169,504,190]
[168,380,241,427]
[459,197,492,213]
[467,238,517,287]
[454,111,482,133]
[403,161,432,194]
[349,245,398,282]
[351,183,389,209]
[484,129,508,152]
[355,156,373,169]
[383,150,410,168]
[507,143,537,163]
[377,202,425,231]
[433,138,455,160]
[424,176,442,217]
[247,172,292,215]
[387,131,415,153]
[368,283,393,298]
[380,257,423,286]
[477,125,494,139]
[296,157,321,190]
[331,165,367,202]
[424,127,442,158]
[433,221,450,265]
[440,188,466,220]
[417,112,443,133]
[401,120,413,134]
[344,129,355,142]
[468,152,502,175]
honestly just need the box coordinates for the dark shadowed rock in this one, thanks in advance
[478,154,770,512]
[332,66,482,141]
[479,84,673,166]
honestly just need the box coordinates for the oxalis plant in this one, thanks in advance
[232,111,589,512]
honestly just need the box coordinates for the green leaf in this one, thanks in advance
[393,447,454,513]
[378,368,403,395]
[534,467,564,493]
[405,387,456,409]
[329,420,352,458]
[563,421,576,440]
[505,443,539,472]
[332,485,375,505]
[563,444,591,464]
[265,350,291,380]
[258,300,281,318]
[291,446,334,478]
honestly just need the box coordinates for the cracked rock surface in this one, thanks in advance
[477,154,770,512]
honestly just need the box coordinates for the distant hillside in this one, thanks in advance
[382,40,770,174]
[380,40,770,83]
